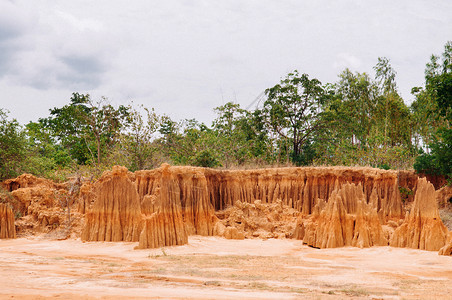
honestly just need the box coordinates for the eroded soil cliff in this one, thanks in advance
[1,165,451,254]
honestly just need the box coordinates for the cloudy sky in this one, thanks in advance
[0,0,451,125]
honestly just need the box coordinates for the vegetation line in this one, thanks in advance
[0,42,451,183]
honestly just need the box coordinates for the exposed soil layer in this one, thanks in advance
[2,165,452,254]
[0,236,451,299]
[215,199,300,239]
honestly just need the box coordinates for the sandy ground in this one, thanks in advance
[0,236,451,300]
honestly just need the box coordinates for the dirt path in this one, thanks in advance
[0,236,451,299]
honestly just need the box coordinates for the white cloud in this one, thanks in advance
[333,53,362,72]
[0,2,113,90]
[0,0,451,124]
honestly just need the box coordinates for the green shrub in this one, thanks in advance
[191,149,221,168]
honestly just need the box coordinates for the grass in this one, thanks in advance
[338,287,369,297]
[247,281,272,290]
[149,267,167,274]
[147,248,169,259]
[203,280,221,286]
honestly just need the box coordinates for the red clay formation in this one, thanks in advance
[390,177,448,251]
[1,165,450,255]
[81,166,143,242]
[0,203,15,238]
[302,183,387,248]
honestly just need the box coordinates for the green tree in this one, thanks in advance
[373,57,412,147]
[0,109,28,180]
[336,70,377,143]
[414,128,452,177]
[42,93,130,167]
[315,59,413,169]
[118,105,161,171]
[263,70,326,164]
[414,41,452,180]
[158,118,209,166]
[25,120,72,169]
[191,149,220,168]
[212,102,258,167]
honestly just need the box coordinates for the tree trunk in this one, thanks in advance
[96,136,101,166]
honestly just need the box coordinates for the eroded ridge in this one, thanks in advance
[1,165,451,254]
[81,166,143,242]
[390,177,448,251]
[301,182,387,248]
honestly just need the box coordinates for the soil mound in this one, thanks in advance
[1,173,76,236]
[437,185,452,208]
[2,173,62,192]
[81,165,189,248]
[439,232,452,255]
[215,199,300,239]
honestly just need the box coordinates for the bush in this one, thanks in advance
[414,128,452,182]
[0,109,28,180]
[191,149,221,168]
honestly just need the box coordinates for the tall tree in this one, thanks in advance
[263,70,326,164]
[212,102,254,167]
[42,93,130,167]
[0,109,28,180]
[119,105,161,171]
[414,41,452,180]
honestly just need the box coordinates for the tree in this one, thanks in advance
[42,93,130,167]
[314,59,413,169]
[79,95,130,166]
[263,70,326,164]
[414,127,451,177]
[158,117,208,166]
[212,102,256,167]
[414,41,452,180]
[373,57,411,147]
[0,109,28,180]
[119,105,161,171]
[25,120,72,169]
[332,70,378,144]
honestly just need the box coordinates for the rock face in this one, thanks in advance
[135,165,218,237]
[78,183,95,214]
[0,203,15,238]
[6,165,448,252]
[3,174,65,219]
[390,178,448,251]
[57,166,421,249]
[303,183,388,248]
[11,186,62,228]
[205,167,405,222]
[81,166,143,242]
[81,165,189,248]
[137,164,188,249]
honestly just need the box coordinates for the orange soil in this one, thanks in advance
[0,236,451,300]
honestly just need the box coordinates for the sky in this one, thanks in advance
[0,0,451,126]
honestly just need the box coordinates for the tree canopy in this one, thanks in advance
[1,41,451,182]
